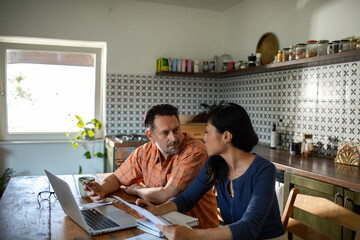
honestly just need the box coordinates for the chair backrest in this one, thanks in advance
[282,188,360,240]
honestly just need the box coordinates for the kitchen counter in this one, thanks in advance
[252,144,360,191]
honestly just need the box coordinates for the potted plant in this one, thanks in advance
[192,100,225,123]
[66,115,104,160]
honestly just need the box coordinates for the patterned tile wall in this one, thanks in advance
[106,73,219,135]
[107,61,359,157]
[220,61,360,156]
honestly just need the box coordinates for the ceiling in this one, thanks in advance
[133,0,246,12]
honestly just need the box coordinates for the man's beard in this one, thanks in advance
[165,141,181,155]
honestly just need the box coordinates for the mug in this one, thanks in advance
[78,176,95,197]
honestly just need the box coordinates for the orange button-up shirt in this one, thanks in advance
[114,133,219,229]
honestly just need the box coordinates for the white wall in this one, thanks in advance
[223,0,360,62]
[0,0,222,74]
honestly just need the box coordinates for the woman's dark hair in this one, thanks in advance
[143,104,179,130]
[206,102,258,186]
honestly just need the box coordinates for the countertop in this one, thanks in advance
[252,144,360,192]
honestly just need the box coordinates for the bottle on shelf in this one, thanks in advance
[270,123,276,149]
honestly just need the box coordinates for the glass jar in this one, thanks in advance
[317,40,329,56]
[332,41,340,53]
[202,61,209,72]
[283,48,290,61]
[289,45,296,60]
[295,43,306,59]
[327,42,333,54]
[306,40,317,58]
[350,38,358,50]
[339,40,350,52]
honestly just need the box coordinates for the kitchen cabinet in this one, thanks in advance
[156,50,360,78]
[284,172,360,240]
[180,123,206,140]
[104,135,148,173]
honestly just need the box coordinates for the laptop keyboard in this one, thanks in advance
[81,209,120,230]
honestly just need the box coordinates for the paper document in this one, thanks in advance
[113,195,198,237]
[113,196,168,226]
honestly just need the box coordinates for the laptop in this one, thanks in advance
[44,169,136,236]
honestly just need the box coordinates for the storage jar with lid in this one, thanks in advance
[295,43,306,59]
[283,48,290,61]
[339,39,350,52]
[350,38,358,50]
[289,45,296,60]
[317,40,329,56]
[306,40,317,58]
[332,41,340,53]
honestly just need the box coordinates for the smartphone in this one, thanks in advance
[79,179,96,192]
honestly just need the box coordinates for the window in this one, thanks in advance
[0,37,106,141]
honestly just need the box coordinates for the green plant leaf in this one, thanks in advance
[66,132,70,137]
[84,151,92,159]
[94,152,104,158]
[78,165,82,174]
[80,131,87,136]
[72,141,78,149]
[75,135,82,139]
[87,129,95,137]
[95,121,102,130]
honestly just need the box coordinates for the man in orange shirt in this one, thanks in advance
[86,104,219,228]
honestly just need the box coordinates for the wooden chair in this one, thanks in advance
[282,188,360,240]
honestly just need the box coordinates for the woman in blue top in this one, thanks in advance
[136,103,286,240]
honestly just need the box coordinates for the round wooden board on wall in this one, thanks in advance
[256,32,279,65]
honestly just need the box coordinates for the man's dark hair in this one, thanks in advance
[143,104,179,130]
[205,102,258,186]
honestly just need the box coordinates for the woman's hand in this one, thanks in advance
[85,181,107,202]
[157,224,196,240]
[135,198,160,215]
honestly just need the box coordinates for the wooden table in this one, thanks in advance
[0,173,147,240]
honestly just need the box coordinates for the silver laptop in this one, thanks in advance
[44,169,136,236]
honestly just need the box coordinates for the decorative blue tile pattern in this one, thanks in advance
[107,61,360,157]
[221,61,360,157]
[106,74,219,135]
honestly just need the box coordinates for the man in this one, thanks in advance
[86,104,219,229]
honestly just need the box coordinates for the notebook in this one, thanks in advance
[113,196,199,237]
[44,170,137,236]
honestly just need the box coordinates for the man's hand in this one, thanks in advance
[124,183,143,196]
[85,181,107,202]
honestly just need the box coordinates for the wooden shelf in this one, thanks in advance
[156,50,360,78]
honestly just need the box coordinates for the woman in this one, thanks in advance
[136,103,286,240]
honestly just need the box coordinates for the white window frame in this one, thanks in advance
[0,36,107,141]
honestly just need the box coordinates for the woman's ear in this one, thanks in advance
[223,131,233,144]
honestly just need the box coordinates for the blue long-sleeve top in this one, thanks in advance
[171,155,285,240]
